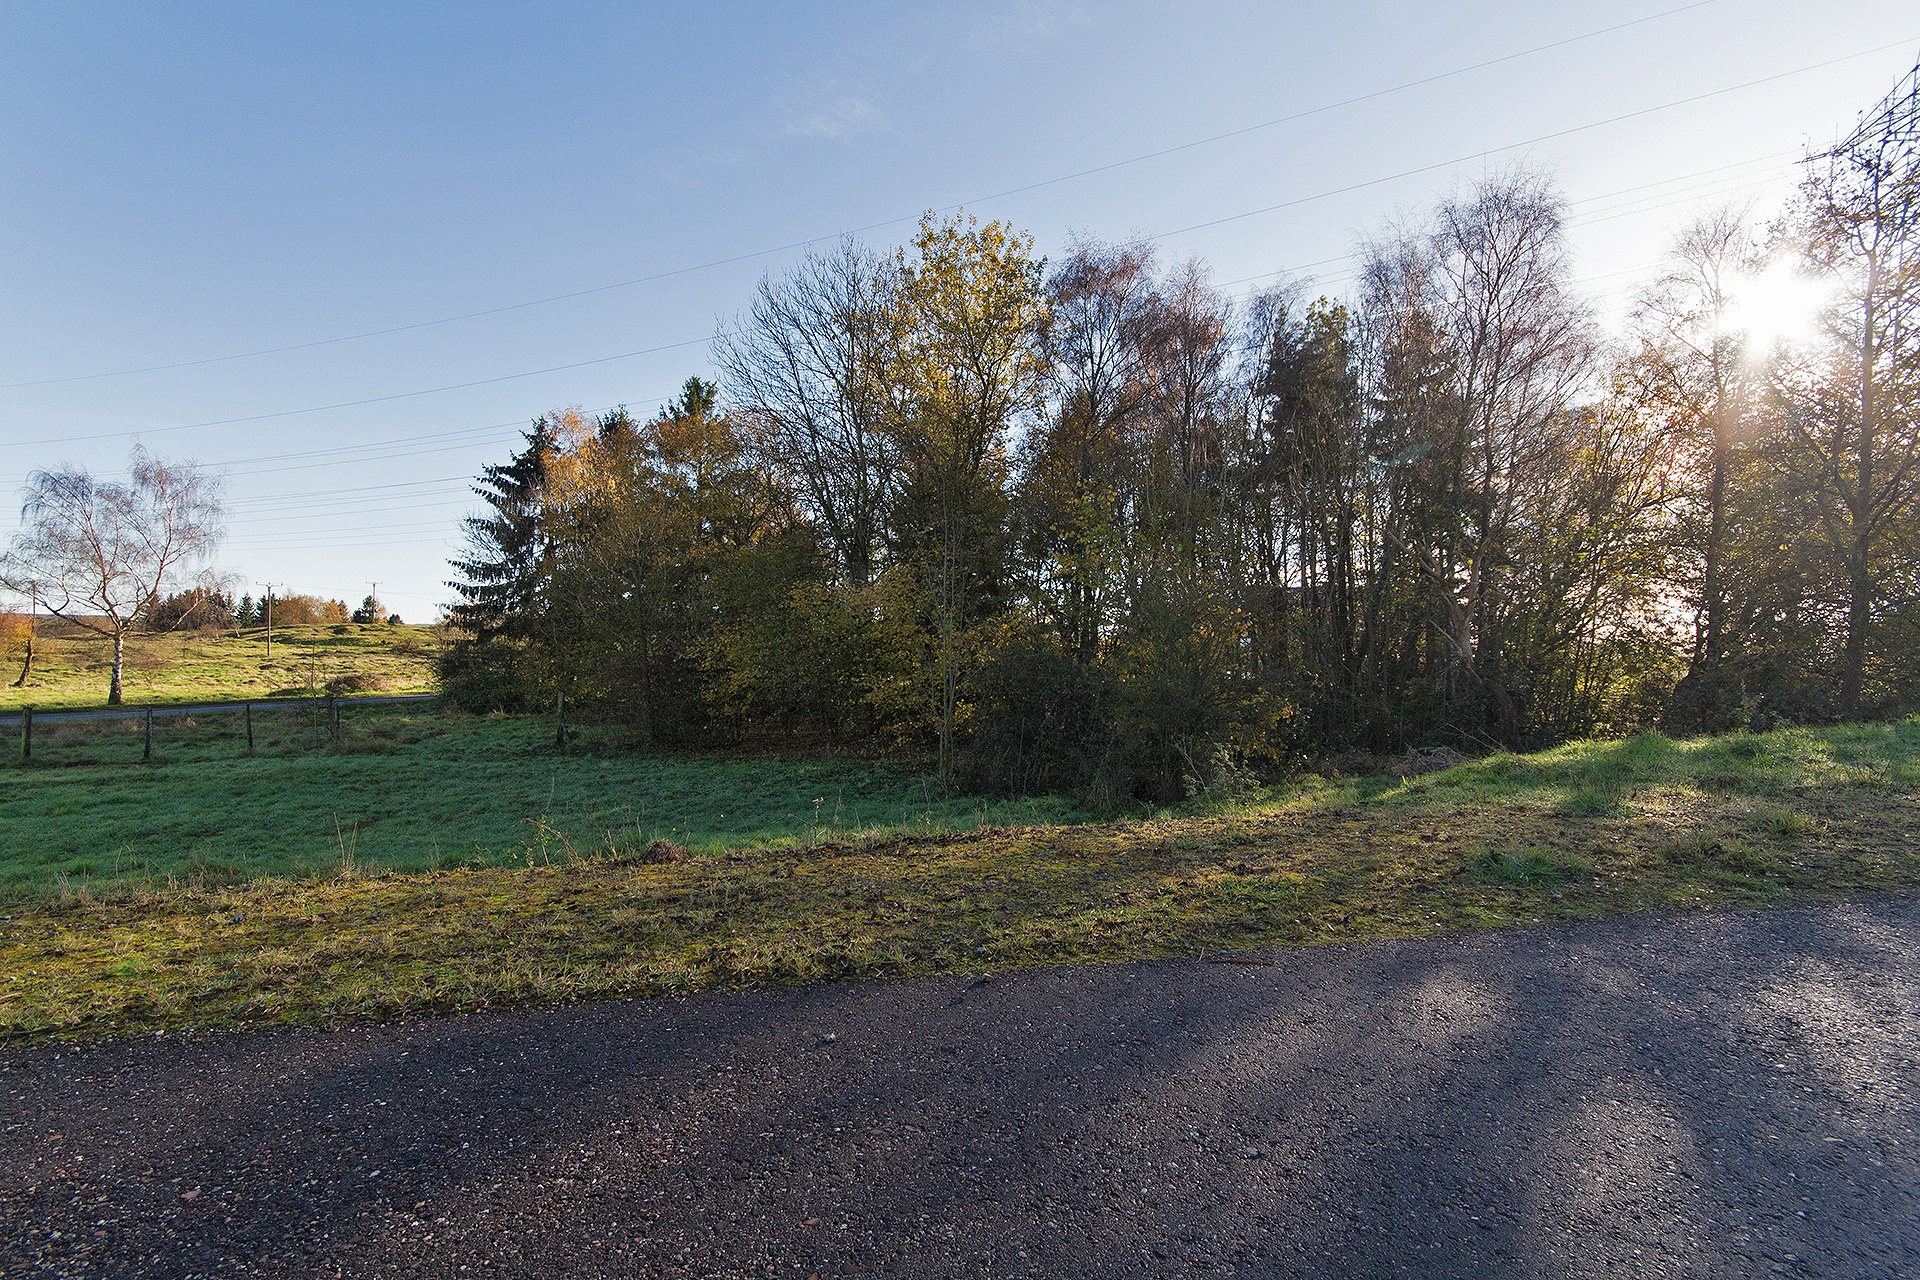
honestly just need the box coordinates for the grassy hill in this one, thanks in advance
[0,621,441,711]
[3,716,1916,1038]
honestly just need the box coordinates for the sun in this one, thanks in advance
[1723,262,1831,351]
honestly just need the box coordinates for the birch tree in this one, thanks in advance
[2,448,225,704]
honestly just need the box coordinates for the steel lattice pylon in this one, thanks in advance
[1836,51,1920,171]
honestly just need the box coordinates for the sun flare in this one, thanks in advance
[1723,262,1831,349]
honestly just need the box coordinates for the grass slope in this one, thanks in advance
[0,622,440,711]
[4,720,1916,1039]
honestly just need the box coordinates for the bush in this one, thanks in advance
[325,673,390,695]
[438,638,538,712]
[959,626,1123,801]
[0,612,29,661]
[264,595,332,626]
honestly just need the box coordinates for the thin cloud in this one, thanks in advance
[784,93,889,140]
[968,0,1092,49]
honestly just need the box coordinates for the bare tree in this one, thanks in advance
[1020,237,1158,658]
[1360,167,1595,737]
[1789,62,1920,717]
[1,448,225,704]
[1139,258,1237,529]
[1627,206,1764,727]
[716,238,899,588]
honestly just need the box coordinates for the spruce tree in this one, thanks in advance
[447,418,557,641]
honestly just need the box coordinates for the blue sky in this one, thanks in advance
[1,1,1914,620]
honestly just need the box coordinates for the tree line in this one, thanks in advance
[445,93,1917,803]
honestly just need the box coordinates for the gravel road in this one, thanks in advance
[4,901,1917,1278]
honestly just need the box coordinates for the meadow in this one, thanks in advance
[4,716,1916,1038]
[0,708,1087,894]
[0,621,441,711]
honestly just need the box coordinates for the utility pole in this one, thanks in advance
[264,584,273,661]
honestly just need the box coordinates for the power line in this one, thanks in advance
[4,38,1887,514]
[5,39,1888,459]
[225,498,476,526]
[0,338,708,451]
[218,474,474,508]
[0,1,1725,391]
[0,397,663,490]
[0,147,1820,508]
[227,521,456,543]
[1211,149,1801,293]
[0,159,1816,515]
[1149,36,1915,245]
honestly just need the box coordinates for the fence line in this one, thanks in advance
[1,692,435,730]
[8,694,437,762]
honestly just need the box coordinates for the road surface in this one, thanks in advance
[3,901,1916,1278]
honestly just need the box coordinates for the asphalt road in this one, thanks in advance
[4,902,1917,1279]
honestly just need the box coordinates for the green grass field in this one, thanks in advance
[0,622,441,711]
[0,708,1088,894]
[3,717,1916,1038]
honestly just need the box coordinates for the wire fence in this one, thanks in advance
[6,694,438,766]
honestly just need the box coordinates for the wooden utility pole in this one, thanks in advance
[264,585,273,661]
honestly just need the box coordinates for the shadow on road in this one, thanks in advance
[3,902,1916,1277]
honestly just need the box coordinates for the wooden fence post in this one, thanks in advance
[19,706,30,762]
[245,701,254,754]
[143,707,153,761]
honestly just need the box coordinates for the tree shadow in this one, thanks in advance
[2,901,1916,1277]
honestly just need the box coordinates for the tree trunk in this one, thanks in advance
[1666,408,1746,736]
[1696,426,1731,673]
[1840,271,1878,721]
[109,629,125,705]
[1841,532,1872,718]
[9,636,28,687]
[935,512,961,794]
